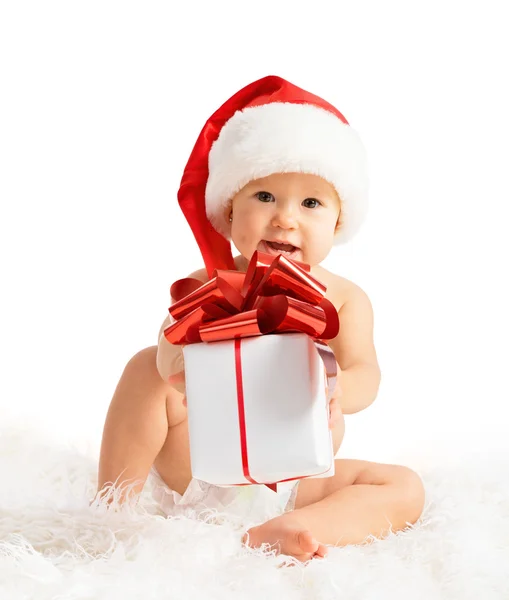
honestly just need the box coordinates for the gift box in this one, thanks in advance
[183,332,334,486]
[164,250,340,488]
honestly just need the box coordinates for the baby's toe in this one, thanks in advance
[296,530,321,555]
[313,542,328,558]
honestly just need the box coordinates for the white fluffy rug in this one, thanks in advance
[1,426,508,599]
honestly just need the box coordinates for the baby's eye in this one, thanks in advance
[256,191,274,203]
[302,198,321,209]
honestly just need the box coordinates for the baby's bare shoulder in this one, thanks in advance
[313,266,361,311]
[318,267,379,374]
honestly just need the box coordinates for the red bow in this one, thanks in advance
[164,250,339,347]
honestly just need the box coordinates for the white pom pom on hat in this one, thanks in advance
[177,75,369,277]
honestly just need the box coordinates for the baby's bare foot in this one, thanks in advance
[243,513,328,562]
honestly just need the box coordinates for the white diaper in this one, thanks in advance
[149,467,300,528]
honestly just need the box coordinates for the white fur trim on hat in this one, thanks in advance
[205,102,369,245]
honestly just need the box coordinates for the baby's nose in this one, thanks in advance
[271,207,298,228]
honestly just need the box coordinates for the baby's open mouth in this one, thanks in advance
[262,240,299,256]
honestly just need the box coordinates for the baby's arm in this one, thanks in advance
[329,282,381,414]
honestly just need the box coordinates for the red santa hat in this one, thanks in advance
[177,75,369,278]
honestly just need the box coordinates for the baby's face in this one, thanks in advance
[229,172,341,267]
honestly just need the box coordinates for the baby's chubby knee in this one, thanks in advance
[125,346,159,375]
[122,346,173,394]
[395,466,426,524]
[124,345,187,424]
[123,342,180,390]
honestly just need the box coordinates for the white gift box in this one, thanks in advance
[182,332,335,486]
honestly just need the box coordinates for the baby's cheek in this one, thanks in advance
[233,224,254,252]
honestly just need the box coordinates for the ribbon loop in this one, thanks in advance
[164,250,340,346]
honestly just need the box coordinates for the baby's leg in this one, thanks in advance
[246,460,425,561]
[97,346,191,502]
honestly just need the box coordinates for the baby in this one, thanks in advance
[97,76,425,562]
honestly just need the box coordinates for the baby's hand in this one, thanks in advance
[167,370,187,405]
[328,367,343,430]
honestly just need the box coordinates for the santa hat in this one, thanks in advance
[177,75,369,278]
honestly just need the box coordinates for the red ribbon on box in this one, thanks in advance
[164,251,340,491]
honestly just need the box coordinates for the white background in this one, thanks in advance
[1,1,508,470]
